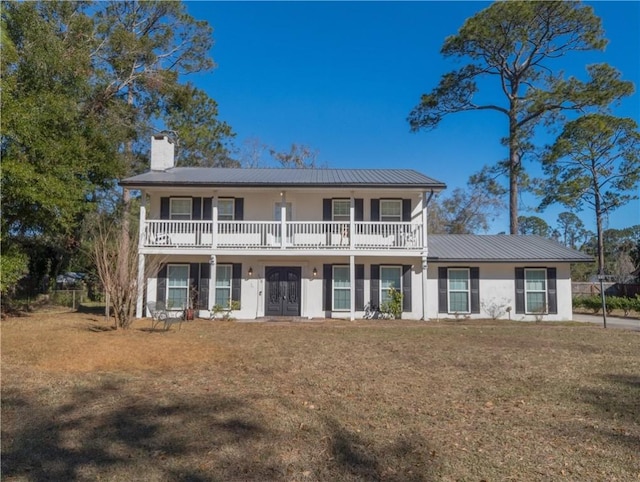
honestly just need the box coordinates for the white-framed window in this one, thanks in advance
[380,200,402,222]
[215,264,232,307]
[167,264,189,309]
[218,199,235,221]
[525,269,547,313]
[380,266,402,304]
[448,268,470,313]
[332,199,350,221]
[170,198,192,220]
[332,266,350,311]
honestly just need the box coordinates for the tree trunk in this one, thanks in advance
[508,112,520,235]
[594,184,605,275]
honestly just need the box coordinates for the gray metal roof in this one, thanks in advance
[428,235,593,263]
[120,167,446,190]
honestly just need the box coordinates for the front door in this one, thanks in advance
[265,267,301,316]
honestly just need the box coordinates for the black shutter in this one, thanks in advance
[370,265,380,307]
[157,265,167,303]
[470,267,480,314]
[371,199,380,221]
[515,268,525,314]
[355,199,364,221]
[232,263,242,307]
[402,199,412,222]
[323,199,332,221]
[189,263,200,308]
[160,198,170,220]
[438,267,447,313]
[203,198,212,220]
[192,197,202,220]
[355,264,365,310]
[402,265,412,312]
[323,264,332,311]
[234,198,244,221]
[199,263,210,310]
[547,267,557,314]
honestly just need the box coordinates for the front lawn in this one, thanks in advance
[2,313,638,481]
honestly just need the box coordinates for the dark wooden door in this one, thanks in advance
[265,267,301,316]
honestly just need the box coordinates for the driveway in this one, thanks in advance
[572,313,640,331]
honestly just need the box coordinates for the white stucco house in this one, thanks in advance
[120,135,592,322]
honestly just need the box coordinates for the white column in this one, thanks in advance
[421,191,432,321]
[349,193,355,249]
[208,255,217,313]
[350,255,355,321]
[136,254,145,318]
[135,200,147,318]
[212,193,218,248]
[280,192,287,249]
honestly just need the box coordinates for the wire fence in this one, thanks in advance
[49,290,87,310]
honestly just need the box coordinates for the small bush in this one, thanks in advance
[573,294,640,316]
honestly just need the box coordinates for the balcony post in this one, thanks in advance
[280,192,287,249]
[212,194,218,248]
[349,193,355,249]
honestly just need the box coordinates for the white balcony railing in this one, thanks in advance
[142,220,423,250]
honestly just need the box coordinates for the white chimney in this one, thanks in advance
[150,135,175,171]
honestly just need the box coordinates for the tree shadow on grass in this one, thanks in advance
[1,378,279,481]
[574,373,640,453]
[322,416,440,481]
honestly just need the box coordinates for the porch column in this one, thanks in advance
[135,200,147,318]
[421,191,433,321]
[136,253,145,318]
[208,255,217,312]
[349,193,355,249]
[280,191,287,249]
[212,193,218,248]
[350,255,355,321]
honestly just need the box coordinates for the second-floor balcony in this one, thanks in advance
[141,220,424,251]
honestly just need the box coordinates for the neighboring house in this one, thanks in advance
[120,135,592,322]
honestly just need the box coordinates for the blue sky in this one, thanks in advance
[185,1,640,235]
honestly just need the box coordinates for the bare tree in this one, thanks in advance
[87,213,161,329]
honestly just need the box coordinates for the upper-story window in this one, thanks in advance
[380,200,402,222]
[332,200,350,221]
[170,198,192,220]
[218,199,234,220]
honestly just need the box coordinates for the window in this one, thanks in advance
[380,266,402,304]
[448,268,470,313]
[167,265,189,309]
[215,264,232,307]
[380,200,402,222]
[332,200,350,221]
[170,198,191,220]
[218,199,234,221]
[525,269,547,313]
[332,266,350,311]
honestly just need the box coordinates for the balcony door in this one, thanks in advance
[265,266,301,317]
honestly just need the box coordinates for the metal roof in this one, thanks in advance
[120,167,446,190]
[428,235,593,263]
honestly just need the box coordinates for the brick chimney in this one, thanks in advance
[150,135,175,171]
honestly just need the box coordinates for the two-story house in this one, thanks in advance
[120,135,592,322]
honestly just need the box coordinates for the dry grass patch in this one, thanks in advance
[2,312,639,481]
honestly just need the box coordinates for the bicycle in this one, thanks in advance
[364,301,381,319]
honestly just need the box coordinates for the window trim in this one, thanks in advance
[169,198,192,220]
[525,268,548,314]
[380,265,402,305]
[215,264,233,308]
[332,265,351,311]
[447,268,470,314]
[166,264,189,310]
[379,199,402,222]
[332,199,351,222]
[218,198,235,221]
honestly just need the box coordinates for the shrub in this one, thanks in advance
[380,288,403,319]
